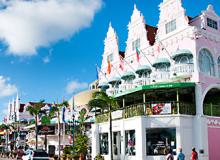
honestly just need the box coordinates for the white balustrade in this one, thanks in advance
[106,87,119,96]
[151,71,170,82]
[119,83,135,92]
[135,77,151,86]
[171,63,194,77]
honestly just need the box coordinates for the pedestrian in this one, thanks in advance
[177,147,185,160]
[166,148,174,160]
[191,147,198,160]
[16,146,24,160]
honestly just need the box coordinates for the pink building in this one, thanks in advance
[92,0,220,160]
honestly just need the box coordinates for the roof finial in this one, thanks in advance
[109,21,112,28]
[134,4,137,10]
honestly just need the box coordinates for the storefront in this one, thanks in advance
[92,115,193,160]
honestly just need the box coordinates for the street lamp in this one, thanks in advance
[72,114,75,154]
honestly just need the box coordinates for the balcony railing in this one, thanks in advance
[95,101,195,123]
[135,77,151,86]
[171,63,194,77]
[106,87,119,96]
[151,71,170,82]
[119,83,134,92]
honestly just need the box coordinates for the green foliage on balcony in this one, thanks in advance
[96,113,109,123]
[204,103,220,117]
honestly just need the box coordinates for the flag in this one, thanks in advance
[96,65,99,80]
[136,48,140,62]
[119,55,124,71]
[107,60,111,74]
[157,44,161,53]
[62,106,66,123]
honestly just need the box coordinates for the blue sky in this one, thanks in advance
[0,0,219,121]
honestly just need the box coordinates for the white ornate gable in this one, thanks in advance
[125,5,149,71]
[157,0,189,39]
[100,23,120,82]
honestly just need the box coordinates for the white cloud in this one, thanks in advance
[0,0,102,56]
[66,80,88,94]
[0,76,17,98]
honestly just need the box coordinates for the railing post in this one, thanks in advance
[210,103,213,116]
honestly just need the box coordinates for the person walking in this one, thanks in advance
[191,147,198,160]
[177,147,185,160]
[166,149,174,160]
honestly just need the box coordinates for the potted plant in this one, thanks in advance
[95,154,104,160]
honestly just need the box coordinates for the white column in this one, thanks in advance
[194,83,209,159]
[135,117,145,160]
[92,124,99,159]
[120,119,125,160]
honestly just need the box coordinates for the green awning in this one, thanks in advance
[98,82,109,89]
[114,82,195,98]
[135,65,151,74]
[152,58,170,67]
[172,49,193,59]
[121,71,135,80]
[108,77,121,84]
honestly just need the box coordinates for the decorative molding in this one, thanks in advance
[207,118,220,127]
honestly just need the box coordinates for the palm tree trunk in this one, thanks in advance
[35,116,38,150]
[109,106,113,160]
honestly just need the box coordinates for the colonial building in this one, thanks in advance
[92,0,220,160]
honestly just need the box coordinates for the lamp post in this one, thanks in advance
[72,114,75,154]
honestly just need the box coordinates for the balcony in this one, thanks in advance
[151,71,170,82]
[135,77,151,86]
[119,83,135,92]
[106,87,119,96]
[171,63,194,79]
[96,101,196,123]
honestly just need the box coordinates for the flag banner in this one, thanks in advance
[107,60,111,74]
[119,56,124,71]
[136,48,140,62]
[151,103,171,115]
[62,106,66,123]
[157,44,160,53]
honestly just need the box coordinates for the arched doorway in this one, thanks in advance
[203,88,220,116]
[204,88,220,160]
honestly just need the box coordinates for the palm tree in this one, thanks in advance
[50,101,69,160]
[27,100,45,150]
[88,91,119,160]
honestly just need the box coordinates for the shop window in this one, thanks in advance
[199,48,215,76]
[165,19,176,34]
[146,128,176,156]
[132,38,140,51]
[125,130,136,156]
[99,133,109,155]
[207,18,218,30]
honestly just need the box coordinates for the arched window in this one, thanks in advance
[218,57,220,78]
[199,49,215,76]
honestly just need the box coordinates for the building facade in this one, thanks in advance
[92,0,220,160]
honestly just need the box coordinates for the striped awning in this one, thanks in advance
[108,77,121,84]
[135,65,151,74]
[172,49,193,59]
[98,82,109,89]
[152,58,170,67]
[121,71,135,80]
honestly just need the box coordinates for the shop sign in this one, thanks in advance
[151,103,171,115]
[112,110,123,119]
[37,125,55,135]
